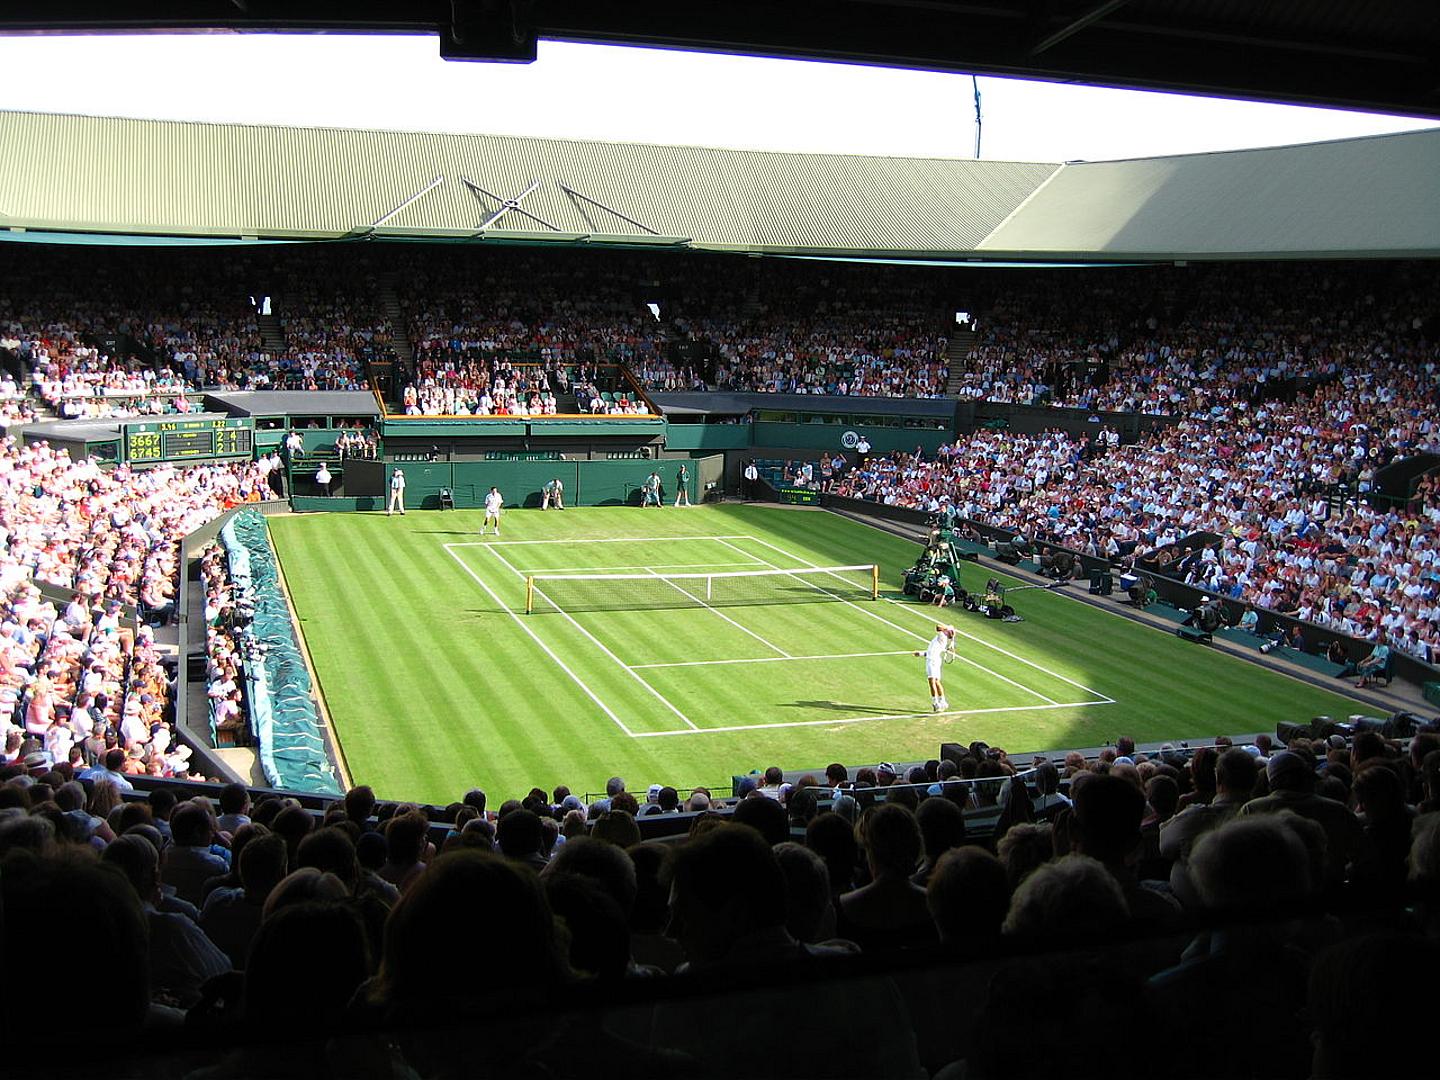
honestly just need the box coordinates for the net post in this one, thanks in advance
[871,564,879,600]
[525,576,534,615]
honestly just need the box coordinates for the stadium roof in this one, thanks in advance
[0,111,1055,255]
[977,129,1440,260]
[1,111,1438,260]
[1,2,1437,120]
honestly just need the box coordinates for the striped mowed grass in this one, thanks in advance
[268,504,1364,804]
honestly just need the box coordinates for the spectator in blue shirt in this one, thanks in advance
[1352,632,1391,687]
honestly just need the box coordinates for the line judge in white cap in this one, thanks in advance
[388,468,406,516]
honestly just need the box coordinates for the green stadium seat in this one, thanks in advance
[1219,627,1269,650]
[1275,648,1347,678]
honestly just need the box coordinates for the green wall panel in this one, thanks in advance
[751,421,952,454]
[380,459,686,509]
[380,420,528,439]
[537,421,664,437]
[664,425,752,451]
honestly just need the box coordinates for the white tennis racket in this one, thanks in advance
[942,647,957,665]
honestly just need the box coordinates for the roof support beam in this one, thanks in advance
[370,176,444,228]
[460,177,561,231]
[558,183,660,235]
[1031,0,1129,56]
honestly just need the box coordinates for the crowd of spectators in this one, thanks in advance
[400,355,653,417]
[198,542,252,747]
[401,249,667,372]
[1,575,196,784]
[0,248,388,405]
[0,249,270,410]
[397,249,668,414]
[268,257,391,392]
[333,425,379,460]
[390,249,955,409]
[689,311,947,398]
[0,439,270,786]
[838,336,1440,663]
[663,257,951,398]
[833,429,1096,511]
[6,248,1438,420]
[572,374,650,415]
[0,440,269,613]
[0,369,37,429]
[401,357,565,416]
[2,728,1437,1077]
[632,358,708,392]
[949,261,1436,415]
[5,321,200,420]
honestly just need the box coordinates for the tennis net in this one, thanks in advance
[525,564,879,614]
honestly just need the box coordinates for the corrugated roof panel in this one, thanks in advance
[978,128,1440,258]
[0,111,1058,252]
[6,111,1434,259]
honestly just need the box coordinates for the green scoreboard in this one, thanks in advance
[778,486,822,505]
[124,417,255,464]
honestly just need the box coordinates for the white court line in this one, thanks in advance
[453,535,756,547]
[633,698,1112,738]
[441,544,634,737]
[738,534,1115,705]
[513,561,765,574]
[717,537,1060,707]
[484,544,699,731]
[644,568,792,658]
[632,650,914,669]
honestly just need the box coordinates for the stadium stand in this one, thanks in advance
[948,261,1437,413]
[391,249,952,410]
[3,725,1438,1077]
[1,212,1438,1079]
[0,439,269,782]
[835,323,1440,665]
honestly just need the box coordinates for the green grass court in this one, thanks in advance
[269,504,1365,804]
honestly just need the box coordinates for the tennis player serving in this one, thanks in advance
[915,623,956,712]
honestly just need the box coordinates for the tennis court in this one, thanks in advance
[270,504,1363,803]
[446,531,1113,739]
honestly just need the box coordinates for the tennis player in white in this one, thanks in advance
[482,486,503,536]
[914,623,956,712]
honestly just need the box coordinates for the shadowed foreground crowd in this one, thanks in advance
[3,728,1439,1079]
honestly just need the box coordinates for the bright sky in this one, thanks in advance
[0,33,1433,162]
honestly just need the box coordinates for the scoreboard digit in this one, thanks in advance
[126,430,163,463]
[213,425,253,457]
